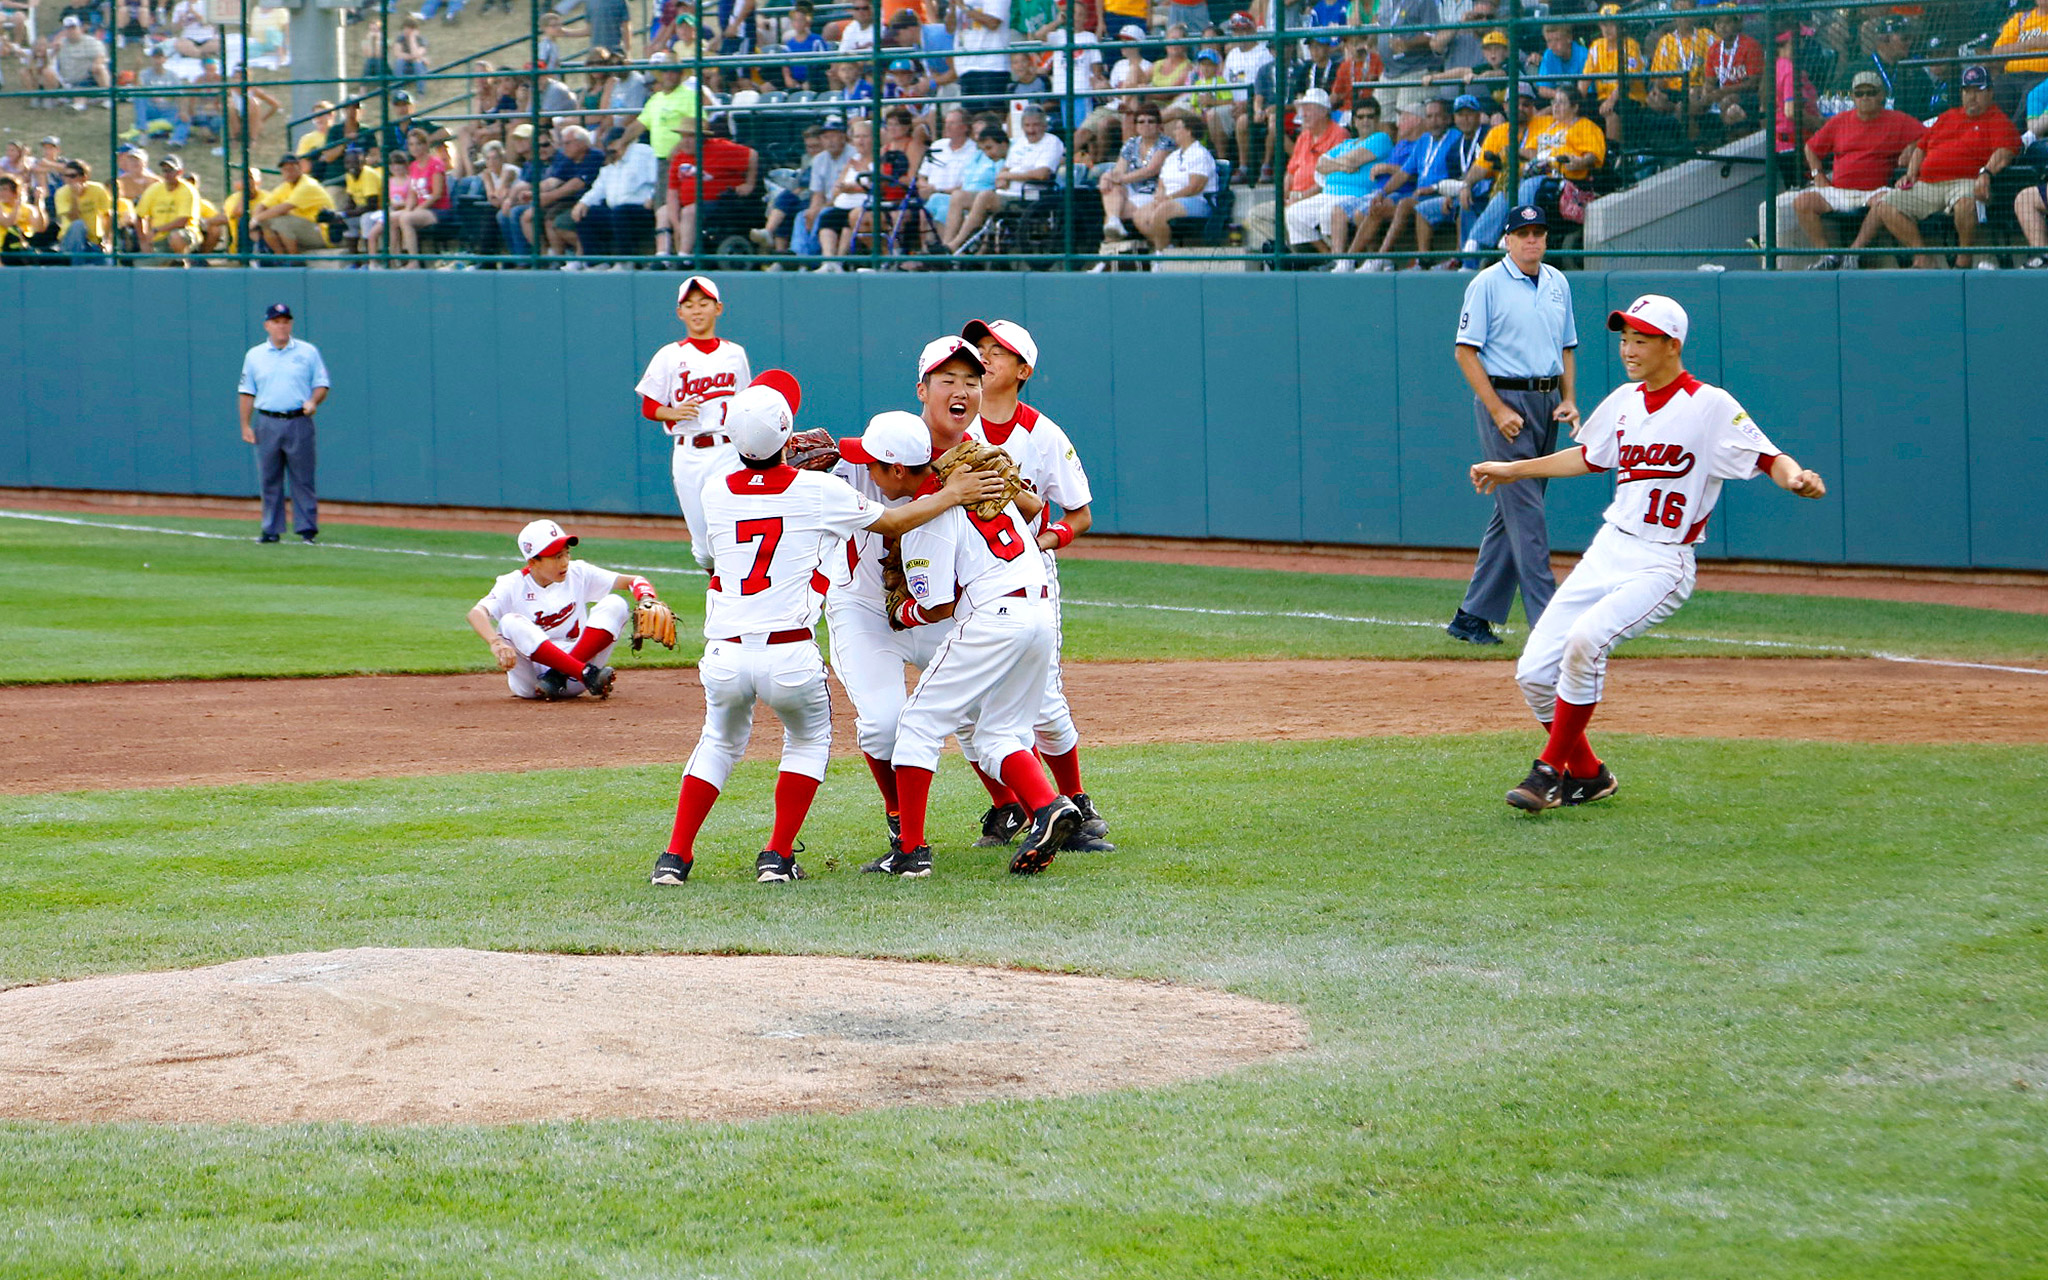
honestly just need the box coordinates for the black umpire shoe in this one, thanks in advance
[1010,797,1082,875]
[1071,792,1109,839]
[581,663,616,699]
[1561,764,1619,806]
[298,530,318,543]
[1506,760,1565,812]
[1446,609,1503,646]
[256,533,281,543]
[537,669,570,701]
[973,802,1027,847]
[651,853,692,885]
[755,850,807,883]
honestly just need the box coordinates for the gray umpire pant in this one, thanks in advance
[1459,387,1559,627]
[254,411,317,539]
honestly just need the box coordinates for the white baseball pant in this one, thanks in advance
[825,599,951,760]
[499,595,630,700]
[684,637,835,788]
[1515,523,1696,718]
[1033,576,1079,756]
[671,436,740,569]
[894,594,1057,775]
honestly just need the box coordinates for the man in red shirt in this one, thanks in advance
[1851,64,2021,268]
[1775,69,1923,268]
[1240,88,1349,253]
[658,115,760,261]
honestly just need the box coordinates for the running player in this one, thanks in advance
[1470,294,1827,812]
[468,518,670,700]
[652,373,1007,886]
[634,275,750,570]
[960,317,1113,853]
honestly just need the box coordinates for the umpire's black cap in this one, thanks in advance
[1506,204,1549,232]
[265,302,293,320]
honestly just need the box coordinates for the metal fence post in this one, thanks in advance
[238,0,252,266]
[1270,0,1287,271]
[532,0,545,269]
[1504,0,1519,213]
[1061,0,1076,269]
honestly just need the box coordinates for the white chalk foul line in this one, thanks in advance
[7,509,2044,676]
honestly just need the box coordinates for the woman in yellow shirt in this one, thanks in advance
[1584,4,1647,144]
[0,174,48,262]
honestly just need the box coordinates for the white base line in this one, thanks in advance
[6,509,2044,677]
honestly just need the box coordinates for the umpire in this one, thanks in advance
[1446,204,1578,645]
[237,302,331,544]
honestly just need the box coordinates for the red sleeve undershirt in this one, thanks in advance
[641,395,664,420]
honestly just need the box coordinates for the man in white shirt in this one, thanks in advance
[836,0,875,53]
[1219,15,1274,178]
[950,0,1013,106]
[571,139,657,260]
[917,106,980,226]
[942,104,1064,251]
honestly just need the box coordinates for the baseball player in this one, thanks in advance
[846,409,1083,878]
[1471,294,1826,813]
[960,317,1113,855]
[651,372,1007,887]
[468,519,673,700]
[635,275,750,570]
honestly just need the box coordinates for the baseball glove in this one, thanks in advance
[632,601,678,650]
[785,427,840,472]
[934,439,1024,519]
[879,536,914,631]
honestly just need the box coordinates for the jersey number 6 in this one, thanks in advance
[735,517,783,594]
[967,510,1027,562]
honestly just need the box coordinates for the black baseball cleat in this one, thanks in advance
[1561,763,1619,806]
[650,853,692,885]
[537,669,570,701]
[1010,797,1082,875]
[863,844,931,877]
[1071,792,1109,839]
[1506,760,1565,812]
[582,663,616,699]
[973,802,1027,847]
[1061,830,1117,853]
[755,850,808,882]
[1446,609,1503,646]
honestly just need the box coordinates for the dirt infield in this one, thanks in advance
[0,949,1307,1125]
[4,657,2044,795]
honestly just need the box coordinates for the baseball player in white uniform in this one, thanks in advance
[1470,294,1827,813]
[634,275,751,570]
[961,317,1113,854]
[467,518,672,700]
[652,372,1007,887]
[845,409,1083,878]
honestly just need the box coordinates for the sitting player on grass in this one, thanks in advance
[466,519,678,701]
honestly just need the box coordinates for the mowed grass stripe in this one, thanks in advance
[1,735,2044,1276]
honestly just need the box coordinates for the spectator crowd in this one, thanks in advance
[3,0,2046,269]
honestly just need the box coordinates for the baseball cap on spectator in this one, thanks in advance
[1295,87,1332,109]
[889,8,919,25]
[1875,15,1908,35]
[148,43,167,56]
[840,411,933,466]
[961,318,1037,367]
[1515,80,1538,99]
[391,89,413,103]
[1608,294,1688,343]
[889,57,916,71]
[1118,23,1145,38]
[917,334,985,379]
[1195,48,1220,62]
[1597,3,1619,13]
[1313,34,1339,45]
[822,113,847,131]
[725,385,797,461]
[678,274,721,303]
[278,152,302,167]
[41,135,61,147]
[516,519,578,560]
[750,368,803,417]
[1850,70,1884,92]
[264,302,293,320]
[1961,64,1991,90]
[61,14,80,26]
[648,50,674,63]
[158,155,183,172]
[1506,203,1549,231]
[1225,10,1254,31]
[512,123,535,138]
[1483,28,1509,46]
[1453,93,1484,112]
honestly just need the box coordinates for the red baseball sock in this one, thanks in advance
[863,752,900,814]
[529,640,585,678]
[970,761,1018,808]
[1540,699,1600,776]
[766,771,820,857]
[999,751,1059,814]
[665,775,720,859]
[568,626,615,663]
[894,766,934,850]
[1040,747,1083,797]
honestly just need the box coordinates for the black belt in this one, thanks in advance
[1490,376,1561,393]
[259,407,307,418]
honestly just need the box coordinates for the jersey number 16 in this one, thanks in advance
[1642,488,1688,529]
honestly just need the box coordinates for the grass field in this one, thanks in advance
[3,509,2044,1276]
[5,508,2046,683]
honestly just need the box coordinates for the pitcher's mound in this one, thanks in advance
[0,948,1307,1125]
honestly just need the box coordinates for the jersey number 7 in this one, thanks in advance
[736,517,783,594]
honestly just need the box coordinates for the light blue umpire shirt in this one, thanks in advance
[238,337,331,414]
[1453,255,1576,379]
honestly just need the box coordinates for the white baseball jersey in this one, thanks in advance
[967,401,1094,554]
[634,337,752,436]
[474,560,622,645]
[699,465,881,638]
[825,458,899,613]
[899,485,1049,616]
[1575,373,1780,546]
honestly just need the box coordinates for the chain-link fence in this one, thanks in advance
[1,0,2042,270]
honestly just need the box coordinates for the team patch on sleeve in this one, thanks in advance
[908,573,930,599]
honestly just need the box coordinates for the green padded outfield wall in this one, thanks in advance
[0,268,2039,570]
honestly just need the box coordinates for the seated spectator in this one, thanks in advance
[942,102,1062,251]
[1848,65,2020,269]
[756,124,826,251]
[932,119,1002,248]
[1348,95,1465,268]
[1770,23,1823,186]
[1531,22,1588,102]
[884,57,934,130]
[1833,16,1933,122]
[2017,178,2047,269]
[52,156,112,258]
[1132,109,1216,251]
[1646,0,1711,136]
[1412,94,1490,264]
[133,44,190,146]
[336,145,384,253]
[1151,24,1195,106]
[852,105,927,252]
[169,0,219,58]
[1460,82,1591,258]
[203,167,264,256]
[788,112,856,257]
[918,105,981,236]
[251,152,336,256]
[515,124,603,260]
[813,116,875,268]
[1098,101,1171,240]
[1041,25,1104,132]
[836,0,877,54]
[1583,5,1646,147]
[779,0,831,90]
[1240,86,1347,252]
[1376,0,1443,121]
[1695,6,1763,139]
[1278,98,1392,256]
[658,114,759,261]
[371,131,452,265]
[1260,34,1342,177]
[1427,24,1508,117]
[1007,49,1047,109]
[1213,14,1270,182]
[1990,0,2048,89]
[1186,46,1231,121]
[391,17,430,92]
[1771,71,1920,268]
[40,16,109,111]
[573,137,658,262]
[135,154,216,261]
[1429,0,1493,90]
[0,174,50,262]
